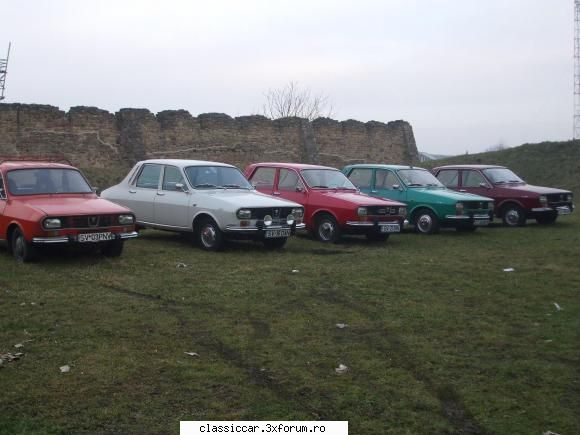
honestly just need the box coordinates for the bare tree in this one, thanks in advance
[262,81,335,121]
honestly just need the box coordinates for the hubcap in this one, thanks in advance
[505,209,520,225]
[319,220,335,241]
[200,225,217,248]
[417,214,432,233]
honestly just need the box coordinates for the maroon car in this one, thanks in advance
[245,163,406,242]
[432,165,574,226]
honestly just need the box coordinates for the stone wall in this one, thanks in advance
[0,103,418,179]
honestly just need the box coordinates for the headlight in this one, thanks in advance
[399,207,407,217]
[263,215,273,226]
[455,202,464,215]
[237,209,252,219]
[291,207,304,218]
[118,214,134,225]
[566,194,573,202]
[286,214,295,225]
[357,207,368,216]
[43,218,62,229]
[539,195,547,205]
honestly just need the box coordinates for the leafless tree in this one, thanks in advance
[262,81,335,121]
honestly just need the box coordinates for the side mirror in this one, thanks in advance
[175,183,189,193]
[91,186,99,194]
[392,184,400,190]
[295,185,304,193]
[479,182,489,189]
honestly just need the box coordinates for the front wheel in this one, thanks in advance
[197,218,224,251]
[502,204,526,227]
[414,210,440,235]
[314,214,340,243]
[102,239,124,257]
[263,237,288,249]
[12,228,37,262]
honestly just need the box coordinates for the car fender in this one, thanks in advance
[191,209,223,230]
[309,208,340,228]
[409,204,440,221]
[496,198,526,216]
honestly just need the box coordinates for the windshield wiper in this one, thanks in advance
[508,180,522,183]
[494,181,506,184]
[221,184,248,189]
[407,183,424,187]
[311,185,329,188]
[194,183,223,189]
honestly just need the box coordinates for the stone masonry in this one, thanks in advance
[0,103,419,179]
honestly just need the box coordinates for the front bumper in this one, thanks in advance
[345,220,401,234]
[444,213,492,227]
[32,231,139,244]
[531,205,574,215]
[224,222,305,237]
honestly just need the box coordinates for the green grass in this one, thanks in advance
[1,215,579,434]
[422,140,580,193]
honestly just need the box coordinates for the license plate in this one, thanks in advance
[265,229,291,238]
[473,219,489,226]
[78,232,114,243]
[380,223,400,233]
[557,207,571,215]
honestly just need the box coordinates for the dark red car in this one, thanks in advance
[432,164,574,226]
[245,163,406,242]
[0,157,138,262]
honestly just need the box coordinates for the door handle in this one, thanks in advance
[459,189,466,192]
[156,192,165,196]
[371,190,378,193]
[129,190,137,194]
[273,192,281,195]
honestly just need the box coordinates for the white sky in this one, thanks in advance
[0,0,574,155]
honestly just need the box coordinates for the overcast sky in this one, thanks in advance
[0,0,574,155]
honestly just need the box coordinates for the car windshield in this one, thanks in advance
[6,168,93,195]
[184,165,252,189]
[300,169,356,189]
[482,168,524,184]
[397,169,444,187]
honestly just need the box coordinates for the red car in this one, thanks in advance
[432,164,574,226]
[0,157,138,262]
[245,163,406,242]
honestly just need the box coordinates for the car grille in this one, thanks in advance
[249,207,296,220]
[63,215,115,229]
[366,206,400,215]
[547,193,570,205]
[463,201,490,210]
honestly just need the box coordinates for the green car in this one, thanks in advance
[342,164,495,234]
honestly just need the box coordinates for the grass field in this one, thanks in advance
[1,213,579,434]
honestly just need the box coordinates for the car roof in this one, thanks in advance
[248,162,339,171]
[433,164,506,170]
[0,161,76,171]
[345,163,428,171]
[137,159,235,168]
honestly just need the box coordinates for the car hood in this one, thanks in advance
[411,187,493,202]
[198,189,303,209]
[317,190,406,207]
[16,195,132,216]
[494,183,571,195]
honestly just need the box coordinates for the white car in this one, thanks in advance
[101,159,305,250]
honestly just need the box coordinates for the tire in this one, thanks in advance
[314,214,341,243]
[413,209,440,235]
[536,212,557,225]
[502,204,526,227]
[102,239,124,257]
[196,217,224,251]
[366,233,389,242]
[263,237,288,249]
[12,228,37,263]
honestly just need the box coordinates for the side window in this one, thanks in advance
[462,170,486,188]
[278,169,302,191]
[347,168,373,189]
[436,170,459,188]
[162,166,185,191]
[250,167,276,188]
[375,170,399,190]
[136,164,162,189]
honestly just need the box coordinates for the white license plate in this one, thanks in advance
[265,229,291,238]
[78,232,114,243]
[557,207,571,215]
[380,223,400,233]
[473,219,489,226]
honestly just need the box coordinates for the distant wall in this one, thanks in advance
[0,104,419,177]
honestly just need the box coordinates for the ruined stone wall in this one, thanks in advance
[0,103,418,180]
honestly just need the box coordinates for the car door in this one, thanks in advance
[249,166,276,196]
[274,168,308,209]
[126,163,162,223]
[374,169,407,203]
[153,165,192,229]
[460,169,492,197]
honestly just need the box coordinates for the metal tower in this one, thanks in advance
[575,2,580,139]
[0,42,11,102]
